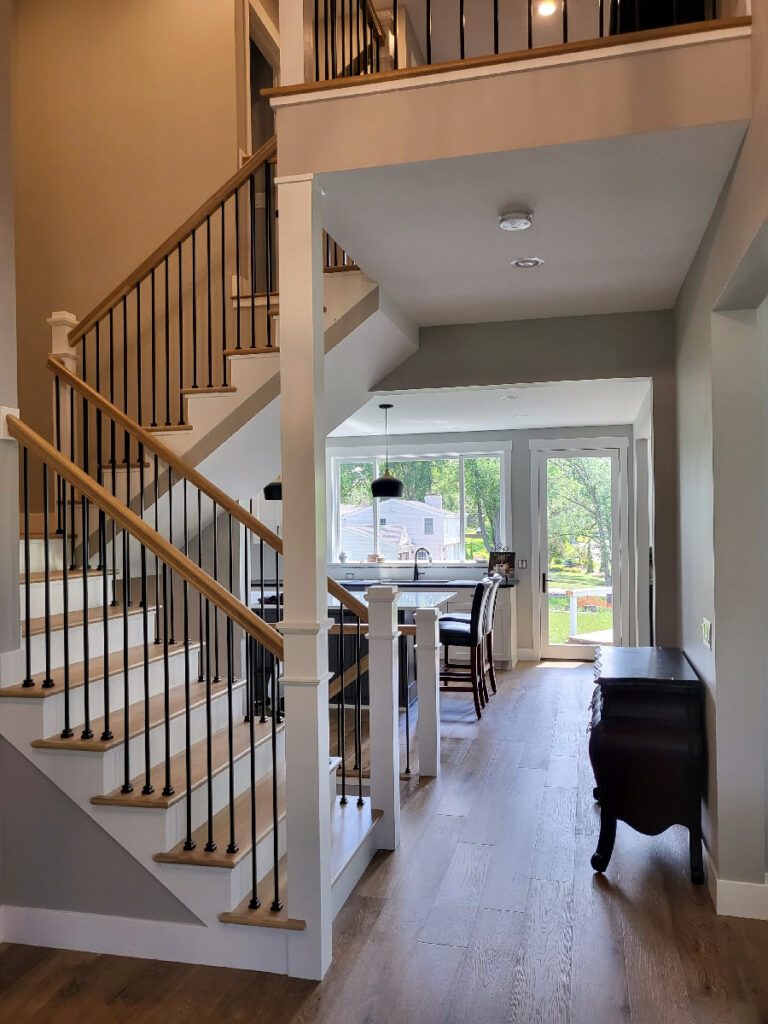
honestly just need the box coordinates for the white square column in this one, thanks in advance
[276,173,333,980]
[414,607,441,777]
[367,586,401,850]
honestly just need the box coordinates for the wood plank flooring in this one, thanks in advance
[3,660,768,1022]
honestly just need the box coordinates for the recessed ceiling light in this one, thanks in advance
[510,257,545,269]
[538,1,557,15]
[499,209,532,232]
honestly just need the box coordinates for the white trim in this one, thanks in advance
[705,850,768,920]
[269,26,750,107]
[530,436,630,454]
[273,172,315,185]
[516,648,537,662]
[0,905,292,973]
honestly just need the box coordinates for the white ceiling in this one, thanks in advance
[319,123,746,326]
[330,378,651,437]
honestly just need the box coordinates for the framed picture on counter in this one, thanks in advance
[488,550,515,577]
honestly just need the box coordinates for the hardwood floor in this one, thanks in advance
[3,661,768,1022]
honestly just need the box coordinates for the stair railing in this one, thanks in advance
[9,411,287,915]
[49,352,371,808]
[67,137,279,433]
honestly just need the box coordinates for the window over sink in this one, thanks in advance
[331,452,504,564]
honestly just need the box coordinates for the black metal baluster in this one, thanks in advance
[69,387,76,570]
[99,504,113,740]
[356,615,363,805]
[341,0,346,75]
[562,0,568,43]
[528,0,533,48]
[182,479,194,848]
[338,605,347,803]
[330,0,337,78]
[349,0,354,72]
[61,473,73,736]
[220,201,228,387]
[265,162,273,348]
[164,254,171,425]
[192,231,198,390]
[248,636,260,908]
[249,174,256,350]
[54,376,63,534]
[151,266,158,426]
[206,215,213,387]
[204,599,216,851]
[324,0,330,78]
[168,467,175,642]
[460,0,465,58]
[393,0,398,67]
[426,0,432,63]
[108,320,118,605]
[234,189,241,352]
[213,502,220,681]
[123,295,128,418]
[121,520,132,790]
[314,0,320,80]
[599,0,604,37]
[356,0,361,73]
[178,242,185,425]
[42,464,53,689]
[154,454,160,643]
[124,423,132,608]
[270,649,282,912]
[141,539,153,795]
[162,563,174,796]
[81,351,93,740]
[198,488,204,681]
[260,539,267,723]
[493,0,499,53]
[136,283,143,426]
[226,517,237,850]
[243,526,251,724]
[22,448,33,687]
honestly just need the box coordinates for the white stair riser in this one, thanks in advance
[23,574,106,619]
[26,609,156,676]
[21,538,65,574]
[30,646,198,735]
[98,681,249,793]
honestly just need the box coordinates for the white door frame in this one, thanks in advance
[530,437,630,661]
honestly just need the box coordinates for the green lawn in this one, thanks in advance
[547,568,607,589]
[549,609,613,645]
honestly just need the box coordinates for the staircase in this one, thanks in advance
[0,137,415,979]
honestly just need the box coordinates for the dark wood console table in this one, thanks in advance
[588,646,705,884]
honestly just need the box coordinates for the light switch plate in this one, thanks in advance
[517,559,528,570]
[702,617,712,650]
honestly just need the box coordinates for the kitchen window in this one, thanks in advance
[332,453,504,564]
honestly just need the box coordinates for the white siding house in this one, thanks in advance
[341,495,461,561]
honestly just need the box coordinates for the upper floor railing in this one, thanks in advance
[311,1,739,84]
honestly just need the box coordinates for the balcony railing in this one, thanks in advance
[312,1,730,83]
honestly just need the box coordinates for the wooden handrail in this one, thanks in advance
[70,136,278,345]
[8,414,285,660]
[264,16,751,98]
[48,354,370,623]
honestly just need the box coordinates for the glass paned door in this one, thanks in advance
[538,449,623,659]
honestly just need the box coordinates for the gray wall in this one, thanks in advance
[378,309,678,646]
[675,6,768,883]
[0,739,198,922]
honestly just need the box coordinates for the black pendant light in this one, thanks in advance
[263,476,282,500]
[371,403,403,499]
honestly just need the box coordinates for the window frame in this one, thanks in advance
[329,442,509,566]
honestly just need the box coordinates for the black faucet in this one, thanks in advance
[413,547,432,581]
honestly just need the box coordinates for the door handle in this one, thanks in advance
[542,572,548,593]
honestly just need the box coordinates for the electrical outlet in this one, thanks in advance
[517,559,528,570]
[702,617,712,651]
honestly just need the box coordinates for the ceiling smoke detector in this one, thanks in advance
[499,209,533,232]
[510,256,545,269]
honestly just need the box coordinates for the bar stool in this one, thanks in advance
[442,574,502,700]
[438,578,492,719]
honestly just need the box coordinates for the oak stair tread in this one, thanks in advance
[330,797,382,886]
[154,763,285,869]
[32,664,229,752]
[22,602,151,638]
[92,715,283,809]
[0,639,192,699]
[219,858,305,931]
[223,346,279,357]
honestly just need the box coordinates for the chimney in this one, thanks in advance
[424,494,443,509]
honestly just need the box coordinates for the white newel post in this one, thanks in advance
[276,173,332,980]
[367,586,401,850]
[414,607,441,778]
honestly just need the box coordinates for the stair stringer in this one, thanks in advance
[0,695,297,975]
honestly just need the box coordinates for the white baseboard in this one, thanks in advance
[705,849,768,920]
[0,904,291,974]
[516,648,537,662]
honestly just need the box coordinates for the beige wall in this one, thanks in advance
[379,310,679,648]
[13,0,244,447]
[675,5,768,882]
